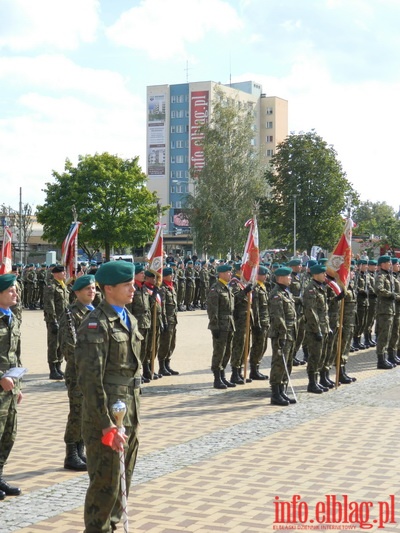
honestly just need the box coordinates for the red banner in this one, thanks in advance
[241,217,259,285]
[326,218,353,289]
[0,226,12,274]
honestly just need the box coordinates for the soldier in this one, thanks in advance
[322,275,345,388]
[126,264,152,382]
[268,266,297,406]
[388,257,400,365]
[364,259,378,348]
[43,265,69,380]
[36,263,47,309]
[337,268,357,383]
[287,258,306,366]
[144,270,163,379]
[158,266,179,376]
[199,260,210,310]
[353,259,370,349]
[25,263,37,310]
[184,260,196,310]
[208,257,217,289]
[76,261,142,533]
[59,275,96,472]
[207,263,236,389]
[249,265,270,380]
[176,260,186,311]
[375,255,397,369]
[193,261,201,308]
[0,273,23,499]
[303,264,330,394]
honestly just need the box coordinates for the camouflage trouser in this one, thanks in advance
[364,298,377,337]
[138,328,149,364]
[340,322,355,365]
[200,284,209,307]
[64,373,83,444]
[211,330,234,371]
[376,314,394,356]
[305,331,328,373]
[230,318,247,368]
[83,427,139,533]
[0,390,18,473]
[146,324,160,370]
[27,283,36,307]
[269,338,295,385]
[177,282,185,307]
[46,323,63,365]
[294,314,305,354]
[354,304,368,338]
[185,283,195,308]
[249,325,269,366]
[158,322,177,362]
[388,309,400,352]
[323,328,339,370]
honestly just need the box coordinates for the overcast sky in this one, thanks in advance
[0,0,399,214]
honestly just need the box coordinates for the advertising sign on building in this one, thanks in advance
[148,93,166,177]
[190,90,209,177]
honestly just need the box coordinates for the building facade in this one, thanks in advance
[146,80,288,239]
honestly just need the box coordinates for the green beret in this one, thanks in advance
[134,263,145,274]
[163,267,173,276]
[234,262,242,271]
[0,274,16,292]
[187,260,193,265]
[258,266,268,275]
[144,270,155,278]
[71,275,95,291]
[357,259,368,265]
[217,264,232,273]
[368,260,377,266]
[310,265,327,275]
[95,261,135,285]
[275,267,292,277]
[28,263,34,267]
[287,259,301,267]
[318,258,328,264]
[52,265,65,273]
[90,259,97,265]
[209,257,215,263]
[307,260,317,268]
[169,262,176,267]
[391,257,398,264]
[41,263,47,267]
[264,261,271,267]
[378,255,391,265]
[272,262,280,269]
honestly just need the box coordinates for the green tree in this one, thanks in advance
[352,201,396,237]
[185,89,266,257]
[36,153,159,260]
[261,130,358,254]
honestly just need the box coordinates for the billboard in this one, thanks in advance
[148,93,166,177]
[190,90,209,177]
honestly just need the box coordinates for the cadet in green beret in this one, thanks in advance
[0,274,22,499]
[374,256,397,369]
[388,257,400,365]
[144,270,163,378]
[158,267,179,376]
[249,266,270,380]
[59,274,96,471]
[364,260,378,348]
[287,259,306,366]
[76,261,142,532]
[199,260,210,310]
[353,259,370,349]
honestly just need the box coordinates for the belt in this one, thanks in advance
[103,375,141,388]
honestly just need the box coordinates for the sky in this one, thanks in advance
[0,0,399,215]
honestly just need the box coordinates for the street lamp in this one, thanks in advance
[293,194,297,259]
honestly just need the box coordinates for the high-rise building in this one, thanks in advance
[146,80,288,239]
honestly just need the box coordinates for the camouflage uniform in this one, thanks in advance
[36,267,46,309]
[364,265,377,347]
[26,267,37,310]
[126,281,151,368]
[354,266,370,348]
[158,281,178,373]
[229,277,252,383]
[340,279,357,363]
[289,270,305,363]
[76,300,142,533]
[375,266,396,368]
[208,263,217,289]
[199,263,210,309]
[184,263,196,310]
[249,281,270,378]
[43,277,69,368]
[176,264,186,310]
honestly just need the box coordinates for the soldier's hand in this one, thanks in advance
[50,321,59,334]
[335,291,345,301]
[0,376,14,391]
[315,332,323,341]
[244,283,253,294]
[212,329,220,339]
[278,338,286,349]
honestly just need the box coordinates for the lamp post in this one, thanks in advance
[293,194,297,259]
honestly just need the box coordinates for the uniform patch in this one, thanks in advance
[87,322,98,329]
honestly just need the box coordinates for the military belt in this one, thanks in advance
[103,375,141,388]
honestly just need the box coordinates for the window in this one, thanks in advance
[176,155,184,163]
[266,135,273,143]
[266,107,273,115]
[170,171,175,178]
[171,141,175,149]
[176,140,184,148]
[266,149,274,157]
[266,121,273,129]
[176,125,184,133]
[176,171,183,178]
[171,156,175,163]
[171,126,175,133]
[171,111,176,118]
[171,96,176,103]
[171,185,176,193]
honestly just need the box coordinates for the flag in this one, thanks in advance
[61,221,81,282]
[241,216,260,285]
[326,217,353,289]
[0,226,13,274]
[147,222,166,286]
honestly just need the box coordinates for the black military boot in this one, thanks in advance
[77,440,87,463]
[368,334,377,347]
[279,384,297,404]
[49,363,63,380]
[270,384,289,406]
[363,332,371,348]
[342,365,356,382]
[213,370,227,390]
[0,489,5,500]
[307,372,323,394]
[64,443,87,471]
[0,478,21,496]
[319,369,334,389]
[316,373,329,392]
[239,367,252,383]
[142,361,153,380]
[230,367,244,385]
[165,360,179,375]
[377,354,395,370]
[220,369,236,388]
[249,364,268,380]
[293,353,306,366]
[353,336,361,349]
[55,362,65,377]
[338,365,353,384]
[387,348,400,366]
[158,360,172,376]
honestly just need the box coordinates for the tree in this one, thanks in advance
[36,153,160,261]
[352,201,396,238]
[261,130,358,254]
[184,89,266,258]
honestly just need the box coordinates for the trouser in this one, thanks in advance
[64,375,83,443]
[376,313,394,356]
[323,327,339,370]
[138,328,149,364]
[249,325,269,366]
[0,391,18,473]
[354,304,368,338]
[388,308,400,352]
[230,318,247,368]
[269,338,295,385]
[294,314,305,354]
[211,330,234,371]
[305,331,328,373]
[340,322,355,365]
[364,298,377,338]
[158,322,177,362]
[46,323,63,365]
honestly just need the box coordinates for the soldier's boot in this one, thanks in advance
[307,372,323,394]
[0,489,5,500]
[230,367,244,385]
[0,478,21,497]
[293,352,306,366]
[338,365,353,384]
[165,360,179,375]
[377,353,395,370]
[220,369,236,388]
[342,365,356,382]
[249,364,268,380]
[387,348,400,366]
[238,367,252,383]
[270,384,289,406]
[49,363,63,380]
[368,333,377,347]
[142,361,153,380]
[77,440,87,463]
[55,362,65,377]
[279,384,297,404]
[316,373,329,392]
[302,346,309,363]
[353,336,361,349]
[213,370,227,390]
[64,444,87,471]
[363,332,371,348]
[319,369,334,389]
[158,360,172,376]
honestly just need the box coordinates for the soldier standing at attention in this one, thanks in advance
[387,257,400,365]
[249,265,270,380]
[76,261,142,533]
[337,267,357,384]
[43,265,69,380]
[176,260,186,311]
[375,255,397,369]
[303,264,330,394]
[364,259,378,348]
[268,266,297,406]
[353,259,370,349]
[208,257,217,289]
[207,263,236,389]
[59,274,96,472]
[199,260,210,310]
[287,259,306,366]
[158,266,179,376]
[184,260,196,311]
[0,273,23,499]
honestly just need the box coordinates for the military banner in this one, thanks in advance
[0,226,12,274]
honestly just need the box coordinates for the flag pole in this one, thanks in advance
[72,205,78,279]
[150,202,163,375]
[335,299,345,388]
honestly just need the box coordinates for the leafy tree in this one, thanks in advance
[185,89,266,257]
[261,130,358,254]
[36,153,160,261]
[352,201,396,237]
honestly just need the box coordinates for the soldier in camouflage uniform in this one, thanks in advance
[144,271,163,379]
[388,257,400,365]
[268,266,297,406]
[208,258,217,289]
[337,268,357,384]
[176,261,186,311]
[76,261,142,533]
[199,260,210,309]
[249,265,270,380]
[207,264,236,389]
[158,266,179,376]
[36,263,47,309]
[0,274,22,499]
[43,265,70,379]
[59,275,96,472]
[364,259,378,348]
[375,255,397,369]
[184,260,196,310]
[25,263,37,309]
[287,259,306,366]
[353,259,370,349]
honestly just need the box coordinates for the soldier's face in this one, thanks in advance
[105,281,135,306]
[277,275,291,287]
[135,271,145,283]
[76,283,96,305]
[219,271,231,283]
[0,284,17,309]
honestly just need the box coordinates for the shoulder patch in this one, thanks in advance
[87,321,99,329]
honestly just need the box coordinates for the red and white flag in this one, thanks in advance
[0,226,13,275]
[326,217,353,289]
[241,216,260,285]
[61,221,81,282]
[147,222,165,286]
